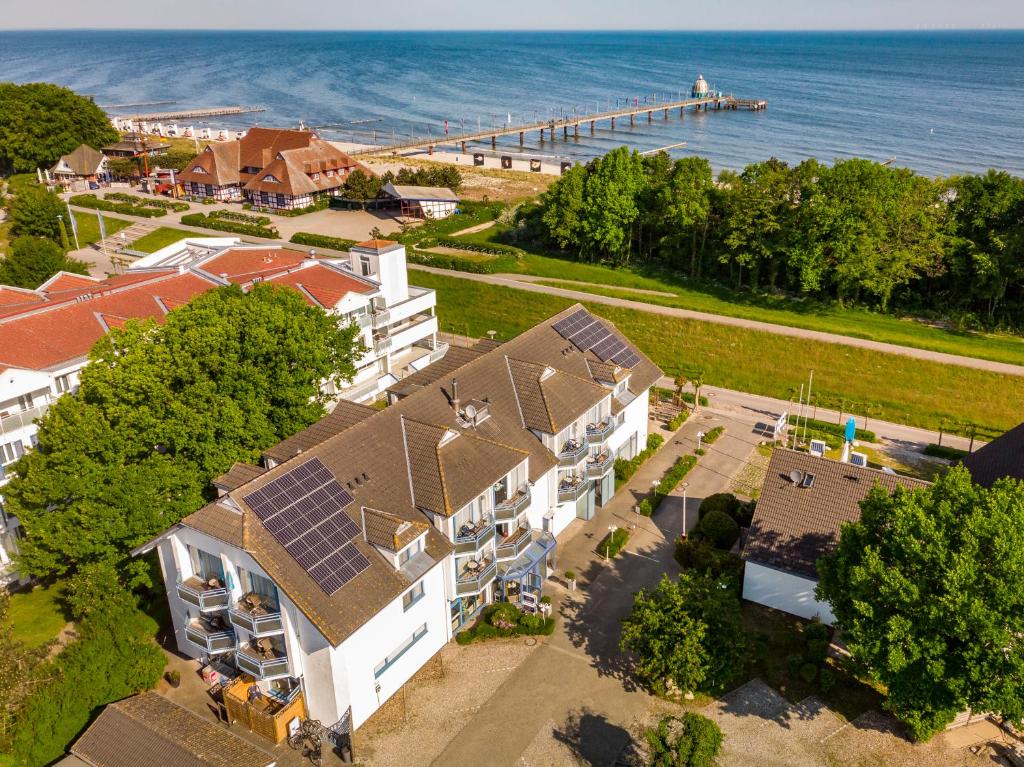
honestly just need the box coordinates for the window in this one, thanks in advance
[241,569,279,609]
[359,256,371,277]
[261,174,280,184]
[311,172,320,180]
[374,623,427,678]
[55,375,71,394]
[189,546,224,582]
[398,537,423,566]
[326,169,335,177]
[192,166,208,175]
[17,393,34,411]
[402,581,425,611]
[1,440,24,466]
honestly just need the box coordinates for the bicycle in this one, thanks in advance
[288,718,324,765]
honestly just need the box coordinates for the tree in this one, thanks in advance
[106,156,141,180]
[661,157,713,277]
[817,467,1024,741]
[644,712,723,767]
[343,169,383,203]
[5,283,364,583]
[7,185,66,241]
[620,573,747,695]
[540,164,587,252]
[0,236,88,289]
[0,82,118,174]
[580,147,646,265]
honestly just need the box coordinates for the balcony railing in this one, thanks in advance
[235,642,291,680]
[176,576,230,612]
[184,618,235,654]
[494,488,531,522]
[454,517,495,555]
[228,594,284,637]
[373,335,393,355]
[558,437,589,467]
[586,451,615,479]
[496,527,533,560]
[371,309,391,329]
[0,403,48,434]
[586,417,615,444]
[558,476,590,503]
[456,558,497,596]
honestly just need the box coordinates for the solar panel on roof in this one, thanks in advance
[592,335,627,362]
[552,308,591,339]
[570,323,611,351]
[613,349,642,369]
[242,457,368,595]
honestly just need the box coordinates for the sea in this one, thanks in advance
[1,29,1023,177]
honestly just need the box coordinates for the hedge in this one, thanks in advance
[702,426,725,445]
[598,526,630,558]
[434,237,522,258]
[455,602,555,644]
[668,409,689,431]
[923,443,969,461]
[648,455,699,513]
[69,194,167,218]
[180,212,278,238]
[788,415,876,443]
[104,192,189,212]
[614,433,665,483]
[407,249,507,274]
[675,538,744,580]
[680,391,710,407]
[209,209,270,226]
[290,232,358,252]
[695,510,740,550]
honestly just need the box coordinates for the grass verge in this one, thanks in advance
[71,211,131,246]
[130,226,193,254]
[415,270,1024,436]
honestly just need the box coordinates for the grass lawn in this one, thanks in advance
[6,582,71,649]
[72,211,131,246]
[415,269,1024,436]
[439,222,1024,368]
[130,226,193,254]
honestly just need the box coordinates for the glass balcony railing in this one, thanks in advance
[586,452,615,479]
[184,618,235,654]
[228,595,284,637]
[586,417,615,443]
[454,517,495,555]
[176,576,230,612]
[558,476,590,503]
[496,527,533,560]
[235,642,291,680]
[558,437,589,467]
[494,488,531,522]
[456,558,497,596]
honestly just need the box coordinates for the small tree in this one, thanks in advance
[343,169,382,204]
[0,236,88,289]
[8,185,66,241]
[644,712,723,767]
[688,370,706,412]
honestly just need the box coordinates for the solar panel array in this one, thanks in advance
[552,308,642,370]
[243,457,370,595]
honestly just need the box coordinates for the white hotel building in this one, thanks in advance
[136,305,660,746]
[0,237,441,584]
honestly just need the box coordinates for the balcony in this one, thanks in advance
[558,476,589,503]
[558,437,589,467]
[383,314,439,356]
[176,575,230,612]
[494,488,531,522]
[454,516,495,555]
[235,640,291,680]
[586,417,615,444]
[496,527,533,560]
[586,451,614,479]
[373,335,393,355]
[380,285,436,327]
[456,557,497,596]
[184,616,235,654]
[370,308,391,329]
[0,403,48,434]
[224,677,306,744]
[228,593,284,637]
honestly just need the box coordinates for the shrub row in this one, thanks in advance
[407,249,504,274]
[289,232,358,252]
[267,196,330,216]
[923,443,969,461]
[788,415,876,443]
[434,237,522,257]
[180,212,278,238]
[614,433,665,483]
[209,209,271,226]
[104,192,189,212]
[702,426,725,445]
[69,193,167,218]
[598,526,630,558]
[668,409,689,431]
[679,391,710,407]
[455,602,555,645]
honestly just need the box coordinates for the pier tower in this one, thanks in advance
[691,74,710,99]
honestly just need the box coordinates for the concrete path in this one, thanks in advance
[431,413,751,766]
[409,265,1024,378]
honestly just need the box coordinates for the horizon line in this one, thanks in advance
[2,26,1023,33]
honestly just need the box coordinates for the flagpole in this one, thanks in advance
[65,200,80,250]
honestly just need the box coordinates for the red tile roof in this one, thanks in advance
[355,239,399,249]
[264,263,376,308]
[195,247,306,282]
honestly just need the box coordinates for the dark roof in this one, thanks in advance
[262,400,376,465]
[362,507,428,551]
[70,692,274,767]
[961,421,1024,488]
[212,462,266,492]
[176,304,661,646]
[744,449,930,578]
[52,144,105,176]
[387,345,486,399]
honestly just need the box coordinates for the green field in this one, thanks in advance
[416,269,1024,436]
[71,211,131,246]
[130,226,192,254]
[6,583,70,649]
[435,223,1024,369]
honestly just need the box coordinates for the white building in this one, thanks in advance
[382,183,460,219]
[0,238,440,583]
[742,449,929,624]
[136,305,660,742]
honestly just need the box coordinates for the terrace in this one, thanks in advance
[456,557,496,596]
[228,592,284,637]
[223,675,307,745]
[176,575,230,612]
[184,614,235,655]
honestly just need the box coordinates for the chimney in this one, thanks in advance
[451,378,460,413]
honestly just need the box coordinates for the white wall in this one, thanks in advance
[742,561,837,625]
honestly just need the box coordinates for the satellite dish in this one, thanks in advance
[789,469,804,484]
[465,404,477,420]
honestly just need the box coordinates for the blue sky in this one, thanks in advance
[3,0,1023,30]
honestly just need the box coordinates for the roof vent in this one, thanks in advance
[362,471,370,482]
[346,481,354,490]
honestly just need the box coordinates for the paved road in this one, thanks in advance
[431,412,750,766]
[410,265,1024,379]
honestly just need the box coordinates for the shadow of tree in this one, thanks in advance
[553,707,636,767]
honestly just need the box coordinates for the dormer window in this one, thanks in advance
[539,366,556,382]
[326,169,335,177]
[312,172,320,180]
[262,174,280,183]
[398,536,423,566]
[192,166,208,174]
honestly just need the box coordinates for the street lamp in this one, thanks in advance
[606,525,617,562]
[681,482,690,539]
[633,504,640,529]
[697,431,705,453]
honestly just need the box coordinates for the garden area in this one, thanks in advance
[4,583,70,649]
[69,193,188,218]
[455,601,555,645]
[180,209,278,238]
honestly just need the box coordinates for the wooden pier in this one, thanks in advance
[115,105,266,121]
[350,94,766,156]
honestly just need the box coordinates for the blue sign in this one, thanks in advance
[845,417,857,443]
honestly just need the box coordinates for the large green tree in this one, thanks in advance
[620,573,747,695]
[7,185,66,241]
[581,147,646,264]
[5,283,364,584]
[817,467,1024,741]
[0,236,88,289]
[0,82,118,174]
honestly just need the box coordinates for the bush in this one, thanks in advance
[290,232,358,252]
[923,443,969,461]
[702,426,724,444]
[696,510,739,550]
[456,602,556,644]
[208,209,270,225]
[675,538,744,580]
[644,712,723,767]
[668,409,689,430]
[819,667,837,692]
[638,498,653,517]
[435,237,522,258]
[787,653,804,677]
[104,192,188,212]
[180,212,278,238]
[737,499,756,527]
[799,662,819,684]
[599,527,630,558]
[679,392,710,407]
[614,433,664,483]
[565,570,576,581]
[406,249,512,274]
[803,619,831,665]
[699,493,742,522]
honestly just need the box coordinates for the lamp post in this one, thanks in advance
[606,525,616,562]
[697,431,705,453]
[633,504,640,529]
[681,482,690,539]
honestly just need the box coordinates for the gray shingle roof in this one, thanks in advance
[212,462,266,492]
[743,449,930,578]
[961,421,1024,488]
[262,400,376,464]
